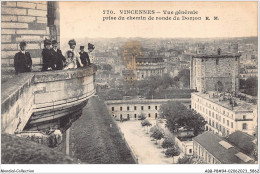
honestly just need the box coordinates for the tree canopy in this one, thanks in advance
[161,138,174,149]
[150,128,164,143]
[159,101,206,136]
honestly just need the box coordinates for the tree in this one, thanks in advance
[150,128,164,144]
[165,147,180,163]
[177,155,193,164]
[239,77,257,96]
[106,89,123,100]
[159,101,206,136]
[161,138,174,150]
[139,113,146,120]
[141,119,152,134]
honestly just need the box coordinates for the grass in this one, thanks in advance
[1,133,77,164]
[62,96,135,164]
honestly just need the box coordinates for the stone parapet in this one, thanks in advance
[1,65,97,134]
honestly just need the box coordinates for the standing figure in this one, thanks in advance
[64,51,77,70]
[51,40,66,70]
[87,43,95,64]
[42,39,55,71]
[66,39,83,68]
[14,42,32,74]
[79,46,90,67]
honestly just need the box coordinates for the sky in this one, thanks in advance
[59,1,258,39]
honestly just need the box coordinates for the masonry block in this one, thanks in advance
[9,58,14,66]
[1,51,17,59]
[2,29,16,35]
[32,57,41,64]
[28,9,47,17]
[1,15,17,22]
[1,1,17,7]
[2,22,28,29]
[37,17,47,24]
[28,23,47,30]
[27,49,42,58]
[36,3,47,10]
[17,16,36,23]
[1,7,26,15]
[17,2,37,9]
[2,44,18,51]
[1,35,12,43]
[16,29,46,35]
[16,35,43,42]
[26,43,41,50]
[1,59,10,66]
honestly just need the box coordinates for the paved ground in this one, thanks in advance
[117,119,174,164]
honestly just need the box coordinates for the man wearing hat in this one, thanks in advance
[51,40,66,70]
[42,38,55,71]
[66,39,83,68]
[14,41,32,74]
[79,46,90,67]
[88,43,95,64]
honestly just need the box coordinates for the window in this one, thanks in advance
[155,113,158,118]
[134,106,137,110]
[212,112,214,118]
[141,106,144,110]
[155,106,158,110]
[231,122,233,128]
[112,107,114,111]
[206,109,208,114]
[243,115,246,119]
[120,107,122,111]
[148,113,151,117]
[189,149,192,154]
[134,114,137,118]
[216,114,218,120]
[209,111,211,116]
[212,121,215,128]
[219,116,221,121]
[148,106,151,110]
[227,120,229,126]
[223,118,225,124]
[216,123,218,129]
[242,123,247,130]
[219,125,222,131]
[209,119,211,125]
[127,106,130,111]
[223,110,225,115]
[227,130,229,135]
[216,58,219,65]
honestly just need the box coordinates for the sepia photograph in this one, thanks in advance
[1,0,259,173]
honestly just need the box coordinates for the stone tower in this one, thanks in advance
[190,45,241,93]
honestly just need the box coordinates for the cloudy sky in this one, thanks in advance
[59,1,257,39]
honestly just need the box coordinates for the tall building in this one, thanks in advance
[190,44,240,93]
[191,45,257,136]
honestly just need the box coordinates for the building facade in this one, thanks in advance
[191,92,257,136]
[105,98,190,120]
[190,45,240,93]
[135,57,166,80]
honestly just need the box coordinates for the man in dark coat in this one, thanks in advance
[79,46,90,67]
[51,40,66,70]
[14,42,32,74]
[42,39,55,71]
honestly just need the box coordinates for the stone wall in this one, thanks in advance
[1,65,97,134]
[1,1,59,73]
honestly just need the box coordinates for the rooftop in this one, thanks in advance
[194,131,255,164]
[192,91,256,112]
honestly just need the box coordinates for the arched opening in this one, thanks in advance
[215,81,224,92]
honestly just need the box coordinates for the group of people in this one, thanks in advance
[14,39,95,74]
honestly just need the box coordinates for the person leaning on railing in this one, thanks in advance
[14,41,32,74]
[66,39,83,68]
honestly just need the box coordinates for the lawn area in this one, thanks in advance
[66,96,135,164]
